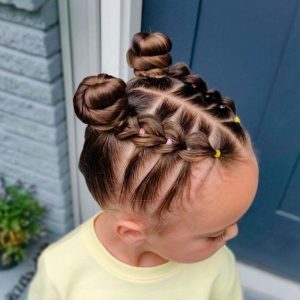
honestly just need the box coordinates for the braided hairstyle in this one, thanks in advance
[73,32,251,221]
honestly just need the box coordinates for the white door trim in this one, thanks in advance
[58,0,142,225]
[100,0,143,81]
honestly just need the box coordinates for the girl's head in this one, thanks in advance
[73,32,259,263]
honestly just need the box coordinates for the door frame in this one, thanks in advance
[57,0,142,225]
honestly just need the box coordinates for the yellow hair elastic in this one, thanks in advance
[214,149,221,158]
[233,116,241,123]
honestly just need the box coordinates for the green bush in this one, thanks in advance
[0,175,47,267]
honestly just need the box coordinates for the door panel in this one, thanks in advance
[142,0,300,281]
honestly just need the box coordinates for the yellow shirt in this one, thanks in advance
[28,210,244,300]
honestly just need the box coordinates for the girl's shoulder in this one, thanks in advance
[43,225,83,255]
[207,245,240,280]
[209,245,238,268]
[42,212,97,256]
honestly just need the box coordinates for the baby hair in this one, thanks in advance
[73,31,252,221]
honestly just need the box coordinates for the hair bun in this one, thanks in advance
[73,73,128,130]
[126,32,172,78]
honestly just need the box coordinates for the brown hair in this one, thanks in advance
[73,32,252,222]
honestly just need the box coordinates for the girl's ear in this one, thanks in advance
[115,220,146,246]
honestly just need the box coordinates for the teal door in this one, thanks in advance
[142,0,300,281]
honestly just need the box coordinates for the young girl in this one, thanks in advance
[28,31,259,300]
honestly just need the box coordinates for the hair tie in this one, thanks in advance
[139,128,145,136]
[214,149,221,158]
[233,116,241,123]
[166,137,173,145]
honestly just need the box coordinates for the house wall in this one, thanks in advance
[0,0,74,238]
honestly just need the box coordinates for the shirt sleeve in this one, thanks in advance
[209,246,244,300]
[27,251,60,300]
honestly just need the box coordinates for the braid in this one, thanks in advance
[73,31,251,220]
[166,62,247,144]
